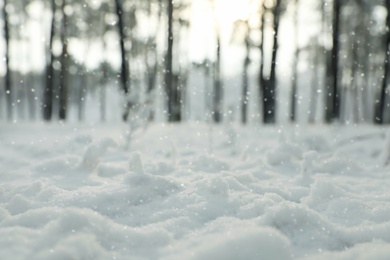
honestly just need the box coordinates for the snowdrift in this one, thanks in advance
[1,122,390,259]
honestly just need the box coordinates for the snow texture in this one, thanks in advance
[1,122,390,259]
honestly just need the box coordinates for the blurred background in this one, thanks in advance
[0,0,389,125]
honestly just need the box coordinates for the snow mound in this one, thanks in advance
[1,123,390,259]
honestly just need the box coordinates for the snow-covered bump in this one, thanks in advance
[302,180,349,210]
[0,206,10,221]
[128,152,144,174]
[97,164,127,178]
[81,137,117,171]
[191,155,229,173]
[34,156,78,176]
[6,194,33,215]
[181,225,292,260]
[267,142,303,169]
[71,134,93,145]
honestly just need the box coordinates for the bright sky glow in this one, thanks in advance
[0,0,319,77]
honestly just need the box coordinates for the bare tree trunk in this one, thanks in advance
[146,45,158,94]
[324,0,341,123]
[164,0,181,122]
[262,0,281,124]
[100,22,109,123]
[375,0,390,124]
[115,0,131,121]
[165,0,174,121]
[308,43,320,124]
[77,71,87,122]
[350,35,359,124]
[26,72,36,120]
[290,0,299,122]
[100,63,107,122]
[3,0,12,121]
[258,5,266,121]
[213,34,223,123]
[241,22,250,124]
[323,0,332,123]
[331,0,341,121]
[115,0,129,95]
[43,0,56,121]
[58,0,68,120]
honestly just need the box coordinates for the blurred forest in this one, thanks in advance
[1,0,390,125]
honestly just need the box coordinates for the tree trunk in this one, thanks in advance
[164,0,181,122]
[58,0,68,120]
[115,0,131,121]
[100,63,108,122]
[323,1,331,123]
[241,23,250,124]
[258,5,266,121]
[331,0,341,121]
[43,0,56,121]
[78,72,87,122]
[262,0,281,124]
[3,0,12,121]
[100,25,108,123]
[115,0,129,95]
[290,0,299,122]
[375,0,390,124]
[308,43,320,124]
[325,0,341,123]
[213,35,223,123]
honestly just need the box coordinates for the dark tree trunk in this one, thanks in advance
[290,0,299,122]
[115,0,131,121]
[324,52,333,122]
[165,0,174,121]
[43,0,56,121]
[78,72,87,122]
[146,41,158,95]
[164,0,181,122]
[100,63,108,122]
[325,0,341,123]
[115,0,129,95]
[26,73,36,120]
[100,23,109,122]
[375,0,390,124]
[213,35,223,123]
[308,44,320,124]
[3,0,12,121]
[331,0,341,120]
[258,5,266,121]
[241,23,250,124]
[262,0,281,124]
[58,0,68,120]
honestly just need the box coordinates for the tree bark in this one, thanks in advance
[77,71,87,122]
[375,0,390,124]
[290,0,299,122]
[241,23,250,124]
[3,0,12,121]
[325,0,341,123]
[262,0,281,124]
[213,34,223,123]
[308,61,319,124]
[43,0,56,121]
[115,0,132,121]
[164,0,181,122]
[258,5,266,121]
[331,0,341,121]
[115,0,129,95]
[58,0,68,120]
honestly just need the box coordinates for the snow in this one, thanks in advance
[1,122,390,259]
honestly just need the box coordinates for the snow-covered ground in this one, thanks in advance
[1,122,390,259]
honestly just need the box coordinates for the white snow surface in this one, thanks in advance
[1,122,390,259]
